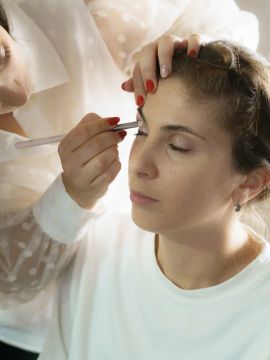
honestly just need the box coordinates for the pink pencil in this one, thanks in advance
[15,121,138,149]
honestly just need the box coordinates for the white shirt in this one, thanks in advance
[38,212,270,360]
[0,0,260,353]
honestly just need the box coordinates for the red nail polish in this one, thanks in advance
[188,49,197,58]
[118,130,127,139]
[136,95,144,107]
[107,117,120,126]
[146,79,155,93]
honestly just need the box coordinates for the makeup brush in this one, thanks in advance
[15,121,138,149]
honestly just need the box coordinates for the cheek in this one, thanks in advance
[128,139,136,160]
[161,154,232,209]
[128,139,140,176]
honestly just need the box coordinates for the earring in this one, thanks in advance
[234,201,241,212]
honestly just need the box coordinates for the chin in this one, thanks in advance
[131,207,164,234]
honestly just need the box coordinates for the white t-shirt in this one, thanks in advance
[38,210,270,360]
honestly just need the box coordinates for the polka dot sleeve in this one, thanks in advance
[0,206,79,305]
[0,172,105,306]
[86,0,152,73]
[85,0,259,75]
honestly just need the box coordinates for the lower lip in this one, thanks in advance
[130,192,158,205]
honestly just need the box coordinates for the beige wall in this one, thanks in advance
[236,0,269,58]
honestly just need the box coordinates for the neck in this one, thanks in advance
[155,220,263,290]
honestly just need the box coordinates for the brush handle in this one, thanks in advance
[15,121,138,149]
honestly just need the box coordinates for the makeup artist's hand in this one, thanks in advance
[121,33,201,106]
[58,113,127,209]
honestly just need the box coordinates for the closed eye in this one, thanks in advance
[134,130,147,136]
[168,144,190,153]
[134,131,190,153]
[0,43,11,64]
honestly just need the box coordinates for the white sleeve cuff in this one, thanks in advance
[33,173,106,244]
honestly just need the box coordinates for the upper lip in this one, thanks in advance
[130,190,159,201]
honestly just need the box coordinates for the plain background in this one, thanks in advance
[236,0,269,58]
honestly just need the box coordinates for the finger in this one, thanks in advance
[174,39,188,51]
[64,145,119,193]
[90,158,121,190]
[131,50,140,64]
[137,42,158,94]
[83,145,119,183]
[121,78,134,92]
[157,35,178,79]
[186,34,201,57]
[72,130,125,167]
[132,62,145,107]
[59,113,120,154]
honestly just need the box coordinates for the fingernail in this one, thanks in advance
[107,117,120,126]
[160,65,169,78]
[136,95,144,107]
[121,81,127,91]
[118,130,127,139]
[188,49,197,58]
[145,79,155,93]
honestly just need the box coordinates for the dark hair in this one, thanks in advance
[0,2,10,34]
[169,40,270,208]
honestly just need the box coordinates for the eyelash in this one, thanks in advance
[0,44,11,64]
[134,130,190,153]
[134,130,146,137]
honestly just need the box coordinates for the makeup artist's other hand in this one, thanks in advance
[58,113,126,209]
[121,33,201,106]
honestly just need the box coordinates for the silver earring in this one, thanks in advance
[234,201,241,212]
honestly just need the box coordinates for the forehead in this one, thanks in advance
[142,77,231,146]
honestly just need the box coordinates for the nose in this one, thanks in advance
[129,140,159,180]
[0,83,28,106]
[0,43,31,108]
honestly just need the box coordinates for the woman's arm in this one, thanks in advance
[85,0,259,104]
[86,1,151,71]
[166,0,259,51]
[0,113,103,304]
[86,0,258,72]
[0,173,96,306]
[0,112,122,305]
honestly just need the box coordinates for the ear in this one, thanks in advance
[232,167,270,205]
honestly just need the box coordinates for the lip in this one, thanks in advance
[130,190,159,205]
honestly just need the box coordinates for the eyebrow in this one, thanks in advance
[137,107,208,143]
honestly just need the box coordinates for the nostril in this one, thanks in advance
[138,171,148,178]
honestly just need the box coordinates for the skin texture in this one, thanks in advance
[0,26,31,114]
[128,76,269,290]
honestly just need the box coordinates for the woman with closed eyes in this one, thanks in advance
[39,40,270,359]
[0,0,260,359]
